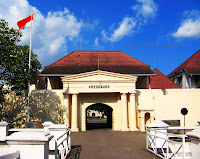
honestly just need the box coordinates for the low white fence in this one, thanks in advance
[146,128,192,159]
[55,130,71,159]
[0,121,71,159]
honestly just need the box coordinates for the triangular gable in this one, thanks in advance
[62,70,137,82]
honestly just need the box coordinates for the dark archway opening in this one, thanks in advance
[145,112,151,130]
[86,103,113,130]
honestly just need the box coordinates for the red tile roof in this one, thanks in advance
[168,50,200,77]
[149,69,180,90]
[41,51,155,75]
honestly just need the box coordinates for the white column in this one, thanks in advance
[71,94,79,132]
[189,75,192,88]
[129,93,138,131]
[140,112,145,131]
[47,77,52,90]
[121,93,129,131]
[63,94,69,126]
[0,122,9,140]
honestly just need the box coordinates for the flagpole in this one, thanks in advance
[27,11,33,122]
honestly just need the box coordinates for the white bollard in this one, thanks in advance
[42,121,54,134]
[0,122,9,141]
[47,124,69,151]
[187,129,200,159]
[5,131,53,159]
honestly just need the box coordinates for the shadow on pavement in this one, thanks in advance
[67,145,81,159]
[86,117,111,130]
[86,123,110,130]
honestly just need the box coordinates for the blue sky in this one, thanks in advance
[0,0,200,75]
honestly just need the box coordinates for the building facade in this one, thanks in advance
[40,51,156,131]
[39,51,200,132]
[168,50,200,88]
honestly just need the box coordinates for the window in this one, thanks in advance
[177,76,182,87]
[195,75,200,88]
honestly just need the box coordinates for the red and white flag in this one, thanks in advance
[17,14,33,30]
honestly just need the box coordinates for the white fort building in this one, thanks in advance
[38,50,200,132]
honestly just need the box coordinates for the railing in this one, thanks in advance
[168,127,200,134]
[0,151,20,159]
[146,128,192,159]
[55,129,71,159]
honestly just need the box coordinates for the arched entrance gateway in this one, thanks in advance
[40,51,157,131]
[61,70,139,132]
[86,103,113,130]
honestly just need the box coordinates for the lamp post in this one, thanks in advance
[181,108,188,134]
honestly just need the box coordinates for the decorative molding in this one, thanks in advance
[62,70,137,82]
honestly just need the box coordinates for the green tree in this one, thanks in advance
[0,19,41,120]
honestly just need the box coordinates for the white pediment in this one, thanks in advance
[62,70,137,82]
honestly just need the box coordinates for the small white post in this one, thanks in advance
[55,140,57,159]
[146,128,148,150]
[69,130,71,150]
[183,136,185,159]
[0,122,9,141]
[166,133,169,159]
[155,131,157,154]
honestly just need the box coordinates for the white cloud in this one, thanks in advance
[102,0,156,43]
[0,0,83,62]
[94,37,99,46]
[101,30,109,41]
[83,19,100,31]
[111,17,136,42]
[93,37,103,50]
[172,10,200,38]
[49,37,65,54]
[132,0,157,18]
[172,19,200,38]
[183,10,200,19]
[102,17,136,42]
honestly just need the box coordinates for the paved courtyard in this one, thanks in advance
[68,127,159,159]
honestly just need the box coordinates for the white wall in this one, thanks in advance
[136,89,200,130]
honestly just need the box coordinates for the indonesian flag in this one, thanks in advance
[17,14,33,30]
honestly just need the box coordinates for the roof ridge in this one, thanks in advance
[72,50,122,52]
[184,49,200,68]
[46,51,130,67]
[168,50,200,76]
[120,51,149,67]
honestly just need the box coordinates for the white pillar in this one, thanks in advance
[63,94,69,125]
[140,112,145,131]
[0,122,9,141]
[47,77,52,90]
[121,93,129,131]
[71,94,79,132]
[129,93,138,131]
[189,75,192,88]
